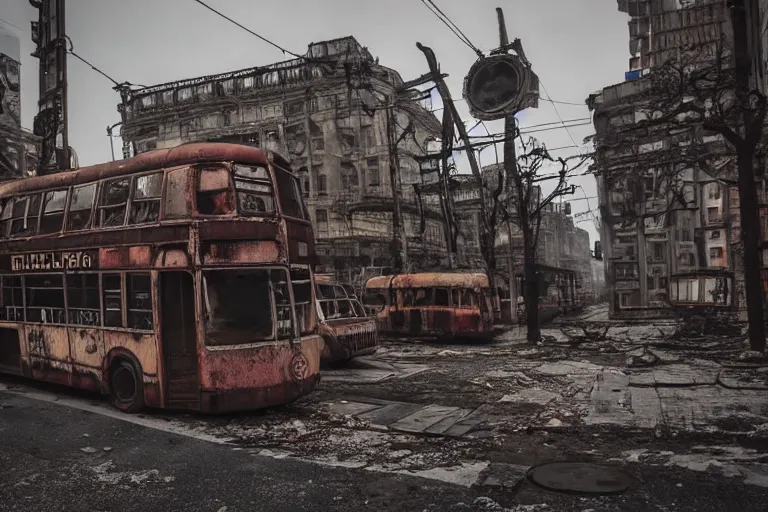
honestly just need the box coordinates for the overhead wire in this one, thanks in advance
[540,80,580,148]
[0,16,23,32]
[65,36,121,87]
[419,0,484,57]
[191,0,303,58]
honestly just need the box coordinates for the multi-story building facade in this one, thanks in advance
[590,0,744,318]
[119,37,446,274]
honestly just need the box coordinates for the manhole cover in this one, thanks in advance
[528,462,634,495]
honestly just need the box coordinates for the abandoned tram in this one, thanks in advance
[0,143,324,413]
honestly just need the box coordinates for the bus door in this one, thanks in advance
[160,271,199,409]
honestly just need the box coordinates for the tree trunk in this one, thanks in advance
[736,148,766,351]
[523,229,541,342]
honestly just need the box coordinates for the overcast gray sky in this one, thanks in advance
[0,0,628,243]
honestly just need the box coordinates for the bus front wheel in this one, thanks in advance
[109,359,145,413]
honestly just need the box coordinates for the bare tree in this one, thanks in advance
[503,132,587,342]
[642,35,766,351]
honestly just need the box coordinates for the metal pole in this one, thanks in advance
[107,125,115,162]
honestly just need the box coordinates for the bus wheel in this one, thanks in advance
[109,359,145,413]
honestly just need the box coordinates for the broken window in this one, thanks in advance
[367,158,380,186]
[274,166,306,219]
[38,190,67,235]
[286,100,305,116]
[102,274,123,328]
[233,165,275,215]
[67,183,96,231]
[707,207,720,224]
[315,209,328,234]
[129,173,163,224]
[652,242,666,262]
[203,269,293,345]
[1,276,24,321]
[178,87,193,102]
[341,164,359,190]
[361,126,376,148]
[220,79,235,95]
[414,288,433,306]
[710,247,724,260]
[339,128,356,152]
[9,195,41,237]
[66,274,100,326]
[99,178,130,227]
[127,273,153,331]
[290,266,314,335]
[25,275,65,324]
[659,277,668,290]
[197,166,234,216]
[0,200,11,237]
[317,175,327,195]
[647,276,656,291]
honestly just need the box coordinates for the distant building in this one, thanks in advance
[589,0,745,319]
[0,26,39,180]
[119,37,446,275]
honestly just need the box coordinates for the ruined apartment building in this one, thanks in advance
[444,166,595,300]
[119,37,446,274]
[590,0,739,318]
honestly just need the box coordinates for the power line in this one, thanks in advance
[540,80,580,148]
[64,37,120,86]
[0,16,23,32]
[192,0,303,58]
[419,0,483,57]
[539,96,587,107]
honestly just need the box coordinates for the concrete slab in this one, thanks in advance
[718,369,768,390]
[498,388,560,405]
[358,402,425,429]
[321,369,397,383]
[326,401,383,417]
[476,463,530,489]
[390,404,466,434]
[424,408,473,435]
[443,409,491,438]
[536,361,604,377]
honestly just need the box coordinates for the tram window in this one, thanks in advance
[39,190,68,235]
[127,273,153,331]
[461,289,475,308]
[451,289,461,308]
[197,167,234,215]
[66,274,100,326]
[68,183,96,231]
[434,288,450,307]
[130,173,162,225]
[99,178,130,227]
[414,288,433,306]
[233,165,275,215]
[25,275,66,324]
[102,274,123,327]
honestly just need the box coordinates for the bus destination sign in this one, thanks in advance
[11,251,96,272]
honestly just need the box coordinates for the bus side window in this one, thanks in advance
[461,289,474,308]
[434,288,450,307]
[127,273,153,331]
[233,165,275,215]
[66,274,100,326]
[197,167,233,215]
[129,173,162,225]
[10,195,41,237]
[68,183,96,231]
[0,199,11,237]
[99,179,130,227]
[40,189,68,235]
[451,289,461,308]
[102,274,123,327]
[402,289,414,307]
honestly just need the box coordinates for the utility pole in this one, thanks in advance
[386,100,407,273]
[29,0,70,173]
[495,8,519,324]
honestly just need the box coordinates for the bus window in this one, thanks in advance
[0,199,10,237]
[102,274,123,327]
[127,273,154,331]
[99,178,130,227]
[290,266,313,335]
[461,289,475,308]
[434,288,450,307]
[415,288,433,306]
[1,276,24,321]
[25,275,66,324]
[196,166,233,216]
[39,190,68,234]
[274,167,305,219]
[233,165,275,215]
[10,195,41,237]
[66,274,100,326]
[402,289,414,307]
[271,269,294,339]
[130,173,162,224]
[203,269,286,346]
[451,289,461,308]
[67,183,96,231]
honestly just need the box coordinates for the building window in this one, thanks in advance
[316,209,328,233]
[708,186,721,200]
[361,125,376,148]
[707,207,720,224]
[710,247,724,260]
[317,175,328,195]
[8,196,41,237]
[647,276,655,290]
[652,242,665,262]
[286,100,305,116]
[711,230,721,240]
[659,277,668,289]
[367,158,380,186]
[341,164,359,190]
[129,173,163,224]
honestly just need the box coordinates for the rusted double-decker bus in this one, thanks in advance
[0,143,322,413]
[314,274,378,363]
[364,273,494,339]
